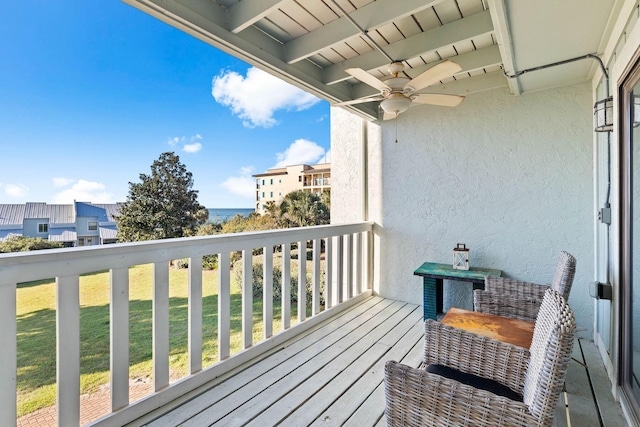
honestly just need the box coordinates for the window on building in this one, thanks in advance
[270,192,273,197]
[299,176,302,182]
[88,221,98,231]
[279,179,282,183]
[38,223,48,233]
[262,192,265,198]
[270,179,273,185]
[262,179,265,185]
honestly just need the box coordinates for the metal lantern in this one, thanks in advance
[453,243,469,270]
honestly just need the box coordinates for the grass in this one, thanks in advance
[16,254,316,417]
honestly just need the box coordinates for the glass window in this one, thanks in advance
[38,223,48,233]
[88,221,98,231]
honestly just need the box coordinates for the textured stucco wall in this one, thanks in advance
[332,82,595,337]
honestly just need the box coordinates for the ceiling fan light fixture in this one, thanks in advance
[380,95,411,114]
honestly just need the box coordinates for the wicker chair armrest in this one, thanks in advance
[484,276,549,299]
[474,290,541,322]
[384,361,535,427]
[423,320,530,394]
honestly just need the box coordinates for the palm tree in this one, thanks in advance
[274,190,329,228]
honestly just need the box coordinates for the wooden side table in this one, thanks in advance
[414,262,502,320]
[441,307,535,348]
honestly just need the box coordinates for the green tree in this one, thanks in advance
[116,152,208,241]
[0,236,63,253]
[272,190,330,228]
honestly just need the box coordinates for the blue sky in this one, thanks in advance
[0,1,330,208]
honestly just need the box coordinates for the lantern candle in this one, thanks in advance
[453,243,470,270]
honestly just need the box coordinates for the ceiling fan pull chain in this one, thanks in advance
[395,115,399,143]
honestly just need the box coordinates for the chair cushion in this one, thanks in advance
[425,364,523,402]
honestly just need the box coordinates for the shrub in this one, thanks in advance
[232,261,325,306]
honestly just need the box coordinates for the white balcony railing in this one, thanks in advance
[0,222,373,427]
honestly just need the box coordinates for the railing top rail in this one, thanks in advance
[0,222,373,285]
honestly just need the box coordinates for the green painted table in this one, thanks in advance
[414,262,502,320]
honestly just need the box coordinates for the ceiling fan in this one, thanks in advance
[335,60,465,120]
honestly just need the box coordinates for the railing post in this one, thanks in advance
[242,249,253,349]
[57,275,80,427]
[110,267,130,411]
[188,256,203,374]
[312,238,321,315]
[325,237,333,309]
[355,232,363,295]
[263,245,274,339]
[153,262,170,391]
[218,253,231,360]
[282,243,291,330]
[297,240,306,322]
[0,283,17,427]
[336,236,344,304]
[345,234,353,299]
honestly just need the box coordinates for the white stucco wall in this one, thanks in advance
[332,82,595,337]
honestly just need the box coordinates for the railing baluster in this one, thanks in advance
[364,230,372,290]
[153,262,170,391]
[312,238,320,315]
[282,243,291,330]
[110,267,129,411]
[242,249,253,349]
[189,256,203,374]
[325,237,333,309]
[218,253,231,360]
[355,232,363,295]
[0,282,17,427]
[336,236,344,304]
[57,275,80,427]
[263,245,274,339]
[345,234,353,299]
[298,240,306,322]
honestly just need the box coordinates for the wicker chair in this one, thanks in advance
[473,251,576,321]
[384,289,576,427]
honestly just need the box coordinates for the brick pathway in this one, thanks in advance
[17,380,153,427]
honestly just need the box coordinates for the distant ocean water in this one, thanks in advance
[207,208,255,223]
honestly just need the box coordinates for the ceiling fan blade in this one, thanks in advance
[333,96,384,107]
[412,93,464,107]
[404,60,462,92]
[345,68,390,91]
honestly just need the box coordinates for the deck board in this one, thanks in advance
[133,297,627,427]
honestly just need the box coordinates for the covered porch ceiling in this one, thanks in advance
[124,0,618,121]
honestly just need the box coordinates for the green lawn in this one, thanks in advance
[16,258,313,417]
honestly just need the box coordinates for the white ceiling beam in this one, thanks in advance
[324,10,494,85]
[284,0,447,64]
[228,0,290,34]
[487,0,520,95]
[351,45,503,99]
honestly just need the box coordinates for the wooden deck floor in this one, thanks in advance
[128,296,627,427]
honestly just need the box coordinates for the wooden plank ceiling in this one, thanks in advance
[123,0,615,120]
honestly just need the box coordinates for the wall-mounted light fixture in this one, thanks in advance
[594,96,613,132]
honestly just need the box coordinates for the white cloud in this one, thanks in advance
[221,166,255,199]
[52,179,113,204]
[212,67,320,128]
[5,183,29,199]
[53,177,74,187]
[183,142,202,153]
[274,139,326,168]
[168,135,204,153]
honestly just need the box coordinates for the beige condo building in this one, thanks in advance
[253,163,331,214]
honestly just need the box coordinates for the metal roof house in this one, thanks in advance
[0,202,121,246]
[2,0,640,425]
